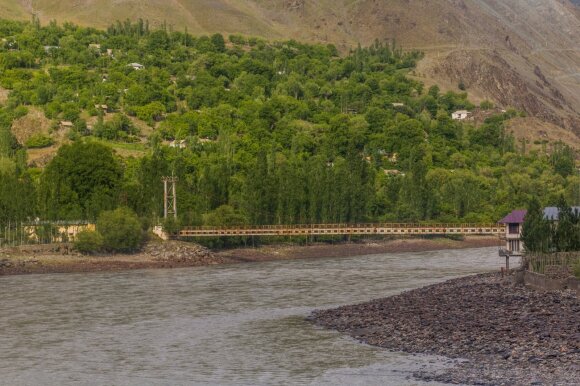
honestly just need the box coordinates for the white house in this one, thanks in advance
[383,169,405,177]
[452,110,471,120]
[169,140,187,149]
[43,45,60,53]
[128,63,144,70]
[94,104,109,112]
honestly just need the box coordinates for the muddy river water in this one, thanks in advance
[0,247,511,385]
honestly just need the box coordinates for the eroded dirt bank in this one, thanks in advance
[310,273,579,385]
[0,236,499,276]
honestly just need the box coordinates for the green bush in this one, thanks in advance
[162,216,181,235]
[573,260,580,279]
[97,207,144,253]
[74,230,104,254]
[25,133,54,148]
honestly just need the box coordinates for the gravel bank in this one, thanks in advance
[0,241,227,275]
[310,273,579,385]
[1,236,499,276]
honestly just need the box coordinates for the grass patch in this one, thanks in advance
[86,137,147,156]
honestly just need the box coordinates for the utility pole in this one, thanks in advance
[162,176,178,219]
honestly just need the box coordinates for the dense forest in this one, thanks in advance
[0,18,578,230]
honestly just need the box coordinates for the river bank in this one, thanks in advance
[0,235,499,276]
[310,273,579,385]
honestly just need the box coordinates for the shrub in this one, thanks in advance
[74,230,104,254]
[97,207,144,253]
[574,261,580,279]
[12,105,28,119]
[25,133,53,148]
[480,100,494,110]
[162,216,181,235]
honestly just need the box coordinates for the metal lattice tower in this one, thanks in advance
[162,176,178,219]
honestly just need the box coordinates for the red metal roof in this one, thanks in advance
[498,210,527,224]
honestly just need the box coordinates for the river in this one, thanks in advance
[0,247,511,385]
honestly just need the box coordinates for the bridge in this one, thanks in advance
[179,223,505,238]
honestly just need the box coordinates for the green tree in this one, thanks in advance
[210,33,226,52]
[39,142,122,220]
[97,207,143,252]
[553,196,578,252]
[203,205,248,227]
[521,197,551,253]
[550,142,575,178]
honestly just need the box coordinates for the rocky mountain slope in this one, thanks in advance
[1,0,579,136]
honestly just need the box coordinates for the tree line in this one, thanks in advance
[0,19,578,234]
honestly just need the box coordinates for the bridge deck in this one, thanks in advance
[179,223,505,238]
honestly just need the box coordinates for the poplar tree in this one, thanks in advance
[521,197,550,253]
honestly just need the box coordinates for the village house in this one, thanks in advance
[169,139,187,149]
[88,43,101,50]
[43,45,59,53]
[383,169,405,177]
[392,102,405,108]
[59,121,74,129]
[94,104,109,112]
[498,206,580,255]
[542,206,580,221]
[128,63,144,70]
[452,110,471,120]
[498,210,527,255]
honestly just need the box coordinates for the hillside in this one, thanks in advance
[0,0,578,138]
[1,21,577,228]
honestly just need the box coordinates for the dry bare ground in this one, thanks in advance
[0,86,8,105]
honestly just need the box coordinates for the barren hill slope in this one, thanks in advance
[1,0,579,136]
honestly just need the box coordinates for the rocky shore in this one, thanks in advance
[310,273,579,385]
[0,241,227,275]
[0,236,499,276]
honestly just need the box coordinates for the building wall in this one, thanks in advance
[504,222,524,255]
[24,223,96,244]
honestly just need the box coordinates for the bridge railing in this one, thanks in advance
[180,223,503,231]
[178,223,505,237]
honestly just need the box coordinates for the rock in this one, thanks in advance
[143,241,224,266]
[310,273,579,385]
